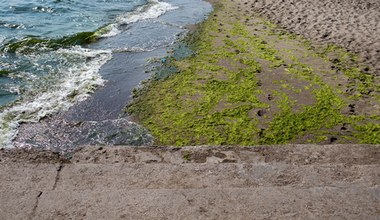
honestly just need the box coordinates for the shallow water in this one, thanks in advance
[0,0,212,149]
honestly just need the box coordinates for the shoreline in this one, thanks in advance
[127,0,380,146]
[8,0,212,151]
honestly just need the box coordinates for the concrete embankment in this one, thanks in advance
[1,145,379,219]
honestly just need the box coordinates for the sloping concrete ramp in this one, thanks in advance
[1,145,379,219]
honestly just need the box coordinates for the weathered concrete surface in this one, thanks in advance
[0,145,379,219]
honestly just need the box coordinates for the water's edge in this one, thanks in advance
[9,0,212,152]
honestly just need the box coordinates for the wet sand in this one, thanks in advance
[250,0,380,75]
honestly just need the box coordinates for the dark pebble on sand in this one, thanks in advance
[348,104,356,115]
[322,32,330,38]
[330,137,338,143]
[267,94,273,101]
[332,58,340,64]
[345,88,354,93]
[258,128,265,137]
[257,109,266,117]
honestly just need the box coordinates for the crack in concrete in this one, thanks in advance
[52,164,64,190]
[29,191,43,220]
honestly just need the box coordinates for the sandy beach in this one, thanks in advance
[127,0,380,145]
[251,0,380,75]
[1,0,379,219]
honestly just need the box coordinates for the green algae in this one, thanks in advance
[354,123,380,144]
[317,44,379,99]
[1,32,98,53]
[0,70,10,76]
[263,20,379,100]
[259,87,345,144]
[127,14,266,145]
[127,0,380,145]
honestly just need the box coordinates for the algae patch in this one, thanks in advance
[1,32,98,54]
[127,0,380,145]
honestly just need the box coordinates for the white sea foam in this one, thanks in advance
[118,0,178,24]
[0,47,112,148]
[99,24,121,38]
[99,0,178,38]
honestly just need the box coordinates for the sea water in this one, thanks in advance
[0,0,212,148]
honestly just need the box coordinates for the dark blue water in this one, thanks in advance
[0,0,212,149]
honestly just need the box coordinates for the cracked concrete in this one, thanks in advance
[0,145,379,219]
[29,191,43,220]
[52,164,64,190]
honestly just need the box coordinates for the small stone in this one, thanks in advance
[332,58,340,64]
[330,137,338,143]
[267,94,274,101]
[258,129,265,137]
[257,109,266,117]
[322,32,330,38]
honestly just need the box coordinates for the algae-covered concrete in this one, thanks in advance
[0,145,379,219]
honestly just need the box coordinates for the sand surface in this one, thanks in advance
[251,0,380,75]
[127,0,380,145]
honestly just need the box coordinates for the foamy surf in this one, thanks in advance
[0,47,112,148]
[99,0,179,38]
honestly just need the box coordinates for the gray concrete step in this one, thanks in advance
[0,145,379,219]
